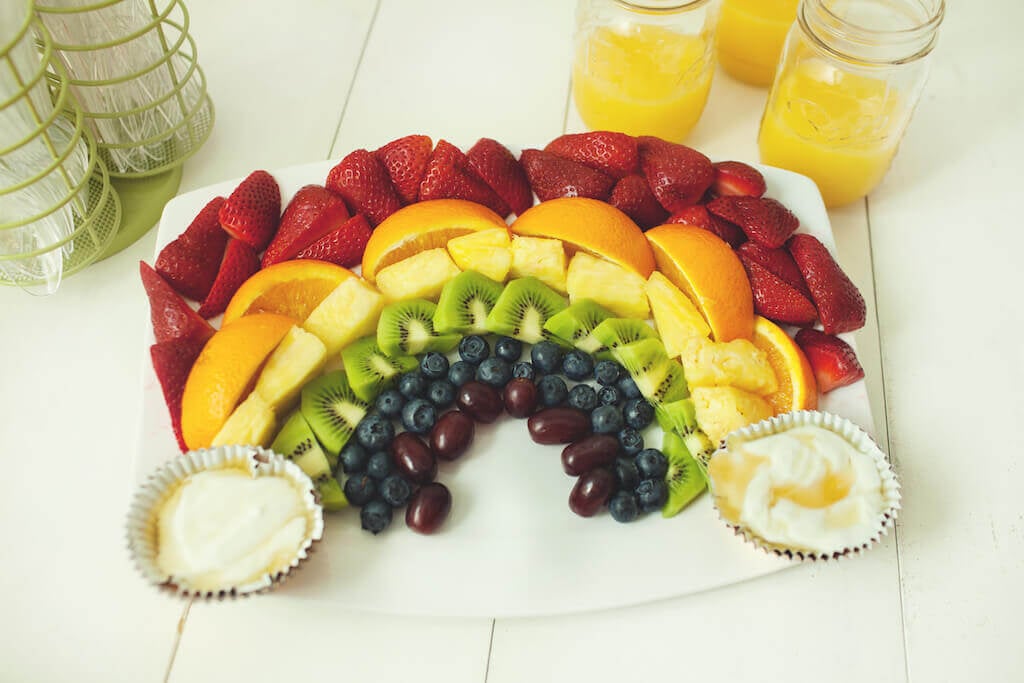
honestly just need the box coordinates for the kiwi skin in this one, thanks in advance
[661,431,707,518]
[434,270,504,334]
[300,370,370,456]
[377,299,460,357]
[484,277,568,344]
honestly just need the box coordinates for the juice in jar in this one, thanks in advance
[717,0,799,86]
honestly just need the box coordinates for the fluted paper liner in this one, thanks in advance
[707,410,901,562]
[126,445,324,599]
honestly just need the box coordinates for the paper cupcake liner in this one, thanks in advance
[126,445,325,599]
[707,410,901,562]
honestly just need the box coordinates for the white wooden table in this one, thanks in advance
[2,2,1020,681]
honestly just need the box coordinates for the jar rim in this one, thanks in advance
[800,0,945,65]
[613,0,714,14]
[810,0,945,38]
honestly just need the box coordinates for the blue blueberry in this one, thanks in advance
[608,491,640,523]
[597,385,622,406]
[531,341,563,374]
[636,448,668,480]
[591,404,624,434]
[458,335,490,364]
[511,361,536,381]
[343,473,376,507]
[338,441,369,475]
[402,398,437,434]
[561,349,595,381]
[355,413,394,451]
[617,374,642,400]
[594,360,622,386]
[419,352,449,380]
[360,499,393,534]
[567,384,599,412]
[536,374,568,407]
[494,336,523,362]
[636,478,668,513]
[379,475,413,508]
[448,360,476,387]
[617,427,644,456]
[614,456,641,491]
[623,398,655,430]
[375,389,404,419]
[366,450,392,480]
[398,371,427,399]
[427,379,455,408]
[476,357,512,388]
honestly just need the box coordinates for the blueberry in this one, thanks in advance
[594,360,622,386]
[623,398,655,430]
[338,441,369,475]
[567,384,599,412]
[511,361,536,381]
[636,478,668,513]
[531,341,563,374]
[617,427,644,456]
[591,404,624,434]
[476,357,512,388]
[614,457,641,491]
[398,371,427,399]
[343,473,376,507]
[597,385,622,406]
[427,379,455,408]
[379,475,413,508]
[494,336,523,362]
[458,335,490,364]
[536,374,568,407]
[401,398,437,434]
[608,491,640,523]
[419,352,449,380]
[561,349,595,381]
[636,448,668,480]
[617,375,642,400]
[356,413,395,451]
[366,451,393,480]
[375,389,405,419]
[448,360,476,387]
[360,499,393,534]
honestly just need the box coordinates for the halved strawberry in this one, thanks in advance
[467,138,533,215]
[519,148,615,203]
[151,336,208,452]
[742,260,817,326]
[666,205,745,247]
[707,196,798,248]
[544,131,639,180]
[373,134,433,205]
[637,136,714,212]
[794,328,865,393]
[788,234,866,334]
[295,214,372,268]
[197,239,259,319]
[139,261,216,345]
[609,174,667,230]
[711,161,766,198]
[155,196,227,301]
[418,140,511,217]
[218,170,281,252]
[737,241,810,297]
[262,185,350,268]
[326,149,403,227]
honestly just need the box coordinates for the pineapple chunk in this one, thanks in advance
[447,228,512,282]
[212,393,277,448]
[691,386,773,445]
[678,337,778,395]
[302,277,385,355]
[566,252,649,319]
[646,271,711,357]
[254,326,328,409]
[509,235,567,293]
[375,248,461,301]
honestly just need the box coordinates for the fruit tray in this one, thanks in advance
[135,158,875,617]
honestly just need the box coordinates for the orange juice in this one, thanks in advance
[572,25,713,142]
[717,0,799,86]
[758,60,902,207]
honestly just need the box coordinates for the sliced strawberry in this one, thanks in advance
[637,136,714,212]
[519,148,615,203]
[467,138,533,215]
[794,328,865,393]
[155,196,228,301]
[261,185,350,268]
[151,336,208,452]
[326,149,403,227]
[609,174,668,230]
[711,161,766,198]
[544,131,639,180]
[373,134,433,205]
[418,140,511,217]
[295,214,372,268]
[666,205,746,248]
[218,170,281,252]
[707,196,799,248]
[742,260,818,326]
[139,261,216,345]
[788,234,866,334]
[736,241,810,297]
[197,239,259,319]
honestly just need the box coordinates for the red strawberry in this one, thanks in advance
[197,239,259,319]
[218,170,281,252]
[637,136,714,212]
[788,234,866,334]
[373,134,433,205]
[544,131,639,180]
[519,148,615,202]
[261,185,350,268]
[467,138,533,215]
[139,261,216,345]
[737,241,810,297]
[666,205,745,248]
[326,149,403,227]
[742,260,818,326]
[794,328,865,393]
[295,214,372,268]
[707,196,799,248]
[155,196,228,300]
[151,336,208,452]
[711,161,766,198]
[609,174,668,229]
[418,140,511,217]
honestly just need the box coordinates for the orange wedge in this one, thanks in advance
[646,224,754,342]
[222,260,354,324]
[752,316,818,414]
[510,197,656,277]
[361,199,509,282]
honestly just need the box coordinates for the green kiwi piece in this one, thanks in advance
[316,476,350,512]
[484,277,568,344]
[542,299,615,354]
[300,370,370,456]
[434,270,504,334]
[612,338,688,404]
[661,431,707,518]
[655,398,698,435]
[683,430,716,471]
[591,317,657,351]
[647,358,690,404]
[272,410,336,474]
[340,336,418,402]
[377,299,461,357]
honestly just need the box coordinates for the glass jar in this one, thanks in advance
[572,0,721,142]
[717,0,799,86]
[758,0,944,208]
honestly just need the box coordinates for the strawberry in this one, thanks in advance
[742,260,818,326]
[326,149,403,227]
[155,196,228,301]
[467,138,533,215]
[139,261,216,345]
[711,161,766,198]
[609,174,668,229]
[295,214,372,268]
[544,131,639,180]
[373,134,433,205]
[707,196,799,248]
[788,234,866,334]
[151,336,208,452]
[519,148,615,203]
[197,239,259,319]
[418,140,511,217]
[218,170,281,252]
[737,241,810,297]
[794,328,865,393]
[637,136,714,212]
[261,185,350,268]
[666,205,745,247]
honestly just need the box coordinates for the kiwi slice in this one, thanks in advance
[660,431,707,518]
[484,277,568,344]
[543,299,615,354]
[377,299,461,357]
[341,336,418,402]
[300,369,370,455]
[316,476,349,512]
[655,399,715,467]
[591,318,657,351]
[612,338,689,404]
[434,271,504,334]
[271,411,349,511]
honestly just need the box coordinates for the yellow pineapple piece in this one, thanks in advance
[691,386,773,445]
[509,235,567,293]
[375,248,461,301]
[211,393,277,448]
[254,326,327,409]
[447,228,512,282]
[679,336,778,395]
[302,277,385,355]
[566,252,649,319]
[646,271,711,357]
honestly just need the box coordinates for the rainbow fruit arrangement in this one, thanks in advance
[141,132,868,536]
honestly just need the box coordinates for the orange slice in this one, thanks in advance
[361,199,509,282]
[751,315,818,414]
[645,224,754,342]
[510,197,656,277]
[222,260,354,324]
